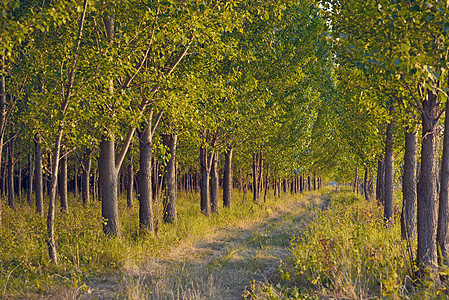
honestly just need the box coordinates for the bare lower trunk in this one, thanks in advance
[127,154,133,208]
[252,153,258,203]
[264,163,269,202]
[417,90,440,272]
[376,158,384,205]
[162,133,177,223]
[210,152,219,214]
[35,135,44,217]
[138,126,154,231]
[28,153,33,206]
[59,150,68,212]
[223,148,233,208]
[438,100,449,265]
[82,151,91,206]
[353,167,358,193]
[200,147,210,215]
[364,167,369,201]
[100,136,120,236]
[7,131,14,209]
[384,118,394,223]
[402,128,417,241]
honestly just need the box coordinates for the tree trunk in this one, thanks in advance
[223,147,233,208]
[59,150,68,212]
[417,90,440,271]
[210,152,219,214]
[17,162,21,203]
[162,133,177,223]
[438,99,449,265]
[28,153,33,207]
[363,167,369,201]
[376,158,384,205]
[35,134,44,217]
[200,146,211,215]
[384,118,394,223]
[127,153,133,208]
[7,131,14,209]
[402,128,417,241]
[252,153,258,203]
[74,165,79,199]
[353,167,358,193]
[313,172,317,191]
[100,136,120,236]
[82,151,92,206]
[138,125,154,231]
[264,162,270,202]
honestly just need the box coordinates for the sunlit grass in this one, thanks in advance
[250,187,449,299]
[0,188,312,298]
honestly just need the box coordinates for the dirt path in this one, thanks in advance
[81,193,328,300]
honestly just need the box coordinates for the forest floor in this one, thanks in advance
[70,192,329,300]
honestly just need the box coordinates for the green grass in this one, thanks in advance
[248,188,449,299]
[0,189,307,298]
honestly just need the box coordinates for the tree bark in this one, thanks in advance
[223,147,233,208]
[200,146,211,215]
[210,152,219,214]
[138,122,154,231]
[384,117,394,223]
[162,133,177,223]
[417,90,440,271]
[363,167,369,201]
[82,150,92,206]
[127,153,133,208]
[7,131,14,209]
[376,157,384,205]
[402,128,417,241]
[59,150,68,212]
[438,100,449,265]
[100,136,120,236]
[264,162,270,202]
[35,134,44,217]
[28,153,33,207]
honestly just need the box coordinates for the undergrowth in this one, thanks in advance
[0,190,304,298]
[249,188,449,299]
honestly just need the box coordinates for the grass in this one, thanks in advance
[247,187,449,299]
[0,188,316,298]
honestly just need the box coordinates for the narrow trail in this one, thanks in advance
[81,193,329,300]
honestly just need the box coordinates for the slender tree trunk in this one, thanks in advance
[308,175,311,192]
[353,167,358,193]
[417,90,440,271]
[200,147,211,215]
[127,153,133,208]
[313,172,316,191]
[82,151,92,206]
[384,118,394,223]
[35,135,44,217]
[264,162,270,202]
[28,153,33,206]
[59,150,68,212]
[376,158,384,205]
[210,152,219,214]
[138,125,154,231]
[223,147,233,208]
[162,133,177,223]
[402,128,418,241]
[100,136,120,236]
[18,162,21,203]
[438,99,449,265]
[363,167,369,201]
[7,131,14,209]
[258,153,263,199]
[0,55,6,225]
[74,166,79,199]
[252,153,258,203]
